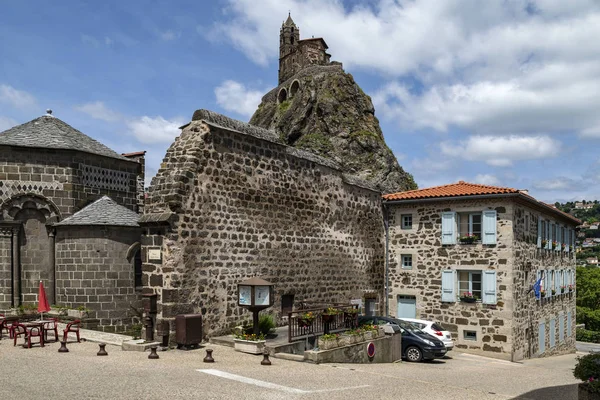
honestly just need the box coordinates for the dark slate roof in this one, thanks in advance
[55,196,140,227]
[0,114,130,161]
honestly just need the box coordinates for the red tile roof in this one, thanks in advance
[383,181,581,225]
[122,151,146,157]
[383,181,519,201]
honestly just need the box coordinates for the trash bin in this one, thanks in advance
[175,314,203,349]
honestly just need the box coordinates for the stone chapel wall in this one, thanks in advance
[142,113,385,337]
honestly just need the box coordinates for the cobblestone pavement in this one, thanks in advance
[55,323,133,346]
[0,338,581,400]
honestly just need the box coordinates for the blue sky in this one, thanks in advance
[1,0,600,202]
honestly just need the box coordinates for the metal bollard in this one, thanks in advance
[97,343,108,356]
[148,346,159,359]
[58,341,69,353]
[203,348,215,363]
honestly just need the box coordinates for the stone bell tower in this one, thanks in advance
[278,13,300,84]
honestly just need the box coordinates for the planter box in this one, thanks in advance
[234,339,266,355]
[319,339,339,350]
[460,297,477,303]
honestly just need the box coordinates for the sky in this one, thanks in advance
[1,0,600,203]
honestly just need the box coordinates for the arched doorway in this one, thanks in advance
[290,80,300,98]
[278,88,288,103]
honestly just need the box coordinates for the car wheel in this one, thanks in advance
[405,346,423,362]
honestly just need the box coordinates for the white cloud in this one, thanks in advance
[440,135,560,167]
[104,37,113,46]
[75,101,121,122]
[0,116,17,132]
[160,30,178,41]
[127,116,186,144]
[214,80,265,118]
[473,174,501,186]
[0,84,36,109]
[532,178,585,191]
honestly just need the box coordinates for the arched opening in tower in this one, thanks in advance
[278,88,288,103]
[290,80,300,98]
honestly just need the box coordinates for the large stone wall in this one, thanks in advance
[387,197,577,361]
[142,112,385,337]
[511,202,577,360]
[55,226,142,332]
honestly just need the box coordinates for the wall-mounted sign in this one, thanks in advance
[238,285,252,306]
[255,286,270,306]
[367,342,375,358]
[148,249,162,260]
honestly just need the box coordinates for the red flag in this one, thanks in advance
[38,281,51,313]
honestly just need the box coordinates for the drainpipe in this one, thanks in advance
[383,203,390,317]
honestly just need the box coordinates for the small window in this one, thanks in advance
[281,294,294,315]
[458,212,482,239]
[401,254,413,270]
[458,271,482,300]
[464,330,477,341]
[401,214,413,229]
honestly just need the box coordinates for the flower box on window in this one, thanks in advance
[459,292,478,303]
[459,235,479,244]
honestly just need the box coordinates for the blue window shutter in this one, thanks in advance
[559,314,564,342]
[441,212,456,245]
[537,218,542,248]
[567,312,572,337]
[441,270,456,302]
[482,210,497,245]
[545,222,551,249]
[549,319,556,348]
[557,225,562,250]
[482,270,497,304]
[539,322,545,354]
[566,228,570,252]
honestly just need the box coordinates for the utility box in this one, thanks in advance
[175,314,203,349]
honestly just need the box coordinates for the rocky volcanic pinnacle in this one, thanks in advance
[249,65,417,194]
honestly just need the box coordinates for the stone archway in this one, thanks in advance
[0,194,61,305]
[290,80,300,98]
[278,88,288,103]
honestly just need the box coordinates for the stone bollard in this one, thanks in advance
[58,341,69,353]
[97,343,108,356]
[148,346,159,359]
[203,348,215,363]
[261,352,272,366]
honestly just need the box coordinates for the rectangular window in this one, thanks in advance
[401,254,413,270]
[458,271,482,300]
[464,330,477,341]
[458,212,482,239]
[401,214,413,229]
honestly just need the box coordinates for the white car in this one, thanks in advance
[399,318,454,350]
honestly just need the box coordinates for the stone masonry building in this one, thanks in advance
[383,181,579,361]
[278,14,332,84]
[141,110,385,337]
[0,111,144,332]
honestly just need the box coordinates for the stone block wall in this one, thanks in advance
[387,198,515,360]
[511,202,577,360]
[55,226,142,332]
[142,116,385,337]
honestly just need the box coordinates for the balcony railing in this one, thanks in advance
[288,304,359,343]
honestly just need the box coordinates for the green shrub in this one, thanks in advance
[574,354,600,393]
[576,328,600,343]
[577,306,600,332]
[258,314,275,335]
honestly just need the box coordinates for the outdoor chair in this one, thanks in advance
[63,320,81,343]
[12,322,28,347]
[24,325,43,348]
[0,314,8,338]
[43,318,59,342]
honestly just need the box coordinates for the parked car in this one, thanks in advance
[358,316,447,362]
[398,318,454,350]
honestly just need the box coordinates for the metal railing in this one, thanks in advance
[288,304,359,343]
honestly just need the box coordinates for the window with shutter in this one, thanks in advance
[482,210,497,245]
[557,225,562,251]
[559,313,564,342]
[545,221,551,249]
[441,212,456,245]
[566,228,570,252]
[567,312,572,337]
[482,271,497,304]
[537,218,542,248]
[549,318,556,348]
[441,270,456,302]
[539,322,545,354]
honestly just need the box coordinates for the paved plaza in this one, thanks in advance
[0,338,582,400]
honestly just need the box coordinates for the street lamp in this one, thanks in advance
[237,277,274,335]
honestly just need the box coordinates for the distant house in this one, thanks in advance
[383,181,579,361]
[586,257,599,266]
[575,202,594,210]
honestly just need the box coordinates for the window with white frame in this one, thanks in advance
[401,214,413,229]
[441,210,497,245]
[401,254,413,270]
[458,271,482,299]
[441,269,497,304]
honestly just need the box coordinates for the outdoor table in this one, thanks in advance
[22,321,47,348]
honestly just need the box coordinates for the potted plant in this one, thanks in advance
[562,243,567,251]
[321,307,341,323]
[459,234,479,244]
[541,239,548,248]
[569,284,575,292]
[540,289,547,298]
[298,311,316,328]
[574,353,600,399]
[459,292,478,303]
[551,289,556,296]
[233,332,266,354]
[560,285,566,294]
[552,240,558,250]
[319,333,340,350]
